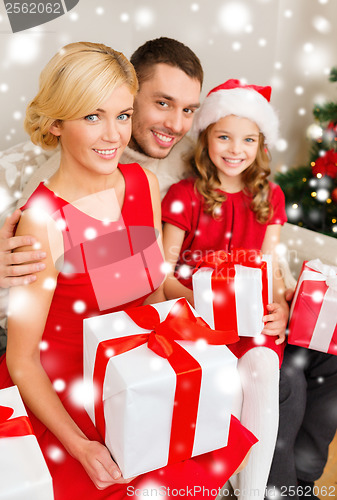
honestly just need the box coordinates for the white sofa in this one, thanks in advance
[280,222,337,284]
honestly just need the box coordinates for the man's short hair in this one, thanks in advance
[130,37,203,87]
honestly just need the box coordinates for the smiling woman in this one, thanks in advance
[0,42,257,500]
[25,42,138,150]
[0,41,168,499]
[46,84,134,199]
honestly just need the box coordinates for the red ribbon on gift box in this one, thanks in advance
[288,260,337,354]
[0,404,34,439]
[194,249,269,332]
[93,298,238,466]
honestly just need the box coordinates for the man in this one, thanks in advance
[0,37,203,292]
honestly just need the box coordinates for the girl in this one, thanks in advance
[0,50,256,500]
[162,79,289,500]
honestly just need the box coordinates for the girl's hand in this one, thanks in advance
[77,439,135,489]
[284,288,295,304]
[262,302,289,345]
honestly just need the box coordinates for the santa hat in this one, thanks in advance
[191,79,279,147]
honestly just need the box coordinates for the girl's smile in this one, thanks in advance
[222,158,245,166]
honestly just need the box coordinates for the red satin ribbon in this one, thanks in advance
[0,404,34,439]
[195,249,269,332]
[93,298,238,465]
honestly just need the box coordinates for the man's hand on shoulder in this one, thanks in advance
[0,210,46,288]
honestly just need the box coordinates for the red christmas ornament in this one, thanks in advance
[327,121,337,136]
[331,187,337,203]
[312,149,337,178]
[323,122,337,145]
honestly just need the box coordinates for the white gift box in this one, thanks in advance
[193,254,273,336]
[83,298,239,479]
[0,386,54,500]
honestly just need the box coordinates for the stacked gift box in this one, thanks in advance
[83,297,240,479]
[192,249,273,336]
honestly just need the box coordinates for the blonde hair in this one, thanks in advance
[188,125,272,224]
[25,41,138,149]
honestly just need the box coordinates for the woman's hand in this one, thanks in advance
[284,288,295,304]
[6,209,135,492]
[76,439,134,489]
[262,301,289,345]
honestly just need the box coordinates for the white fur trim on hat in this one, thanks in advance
[191,87,279,147]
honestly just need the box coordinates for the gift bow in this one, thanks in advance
[307,259,337,291]
[0,404,34,439]
[93,298,238,465]
[194,248,264,271]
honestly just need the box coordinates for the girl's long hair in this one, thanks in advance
[188,124,273,224]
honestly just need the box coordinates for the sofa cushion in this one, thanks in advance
[280,222,337,279]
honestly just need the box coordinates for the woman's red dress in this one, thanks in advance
[0,164,257,499]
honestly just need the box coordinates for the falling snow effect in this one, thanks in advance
[84,227,97,240]
[69,378,95,408]
[73,300,86,314]
[218,2,251,34]
[0,1,336,495]
[7,34,41,64]
[39,340,49,351]
[170,200,184,214]
[53,378,66,392]
[43,277,57,290]
[46,445,66,463]
[134,7,155,28]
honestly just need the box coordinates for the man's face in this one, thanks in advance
[129,63,201,159]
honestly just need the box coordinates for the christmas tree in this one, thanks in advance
[275,67,337,238]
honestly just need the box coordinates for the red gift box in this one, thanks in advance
[288,259,337,355]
